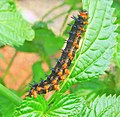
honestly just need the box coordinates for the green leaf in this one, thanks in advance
[82,95,120,117]
[113,1,120,24]
[0,96,16,117]
[0,42,4,47]
[32,61,45,82]
[15,22,64,57]
[64,0,82,10]
[70,78,116,101]
[74,95,120,117]
[15,94,86,117]
[46,94,85,117]
[0,0,34,46]
[60,0,117,93]
[64,0,82,6]
[14,96,48,117]
[112,1,120,68]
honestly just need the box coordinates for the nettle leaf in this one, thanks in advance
[81,95,120,117]
[14,96,48,117]
[60,0,117,93]
[113,1,120,24]
[14,94,86,117]
[113,1,120,68]
[46,94,85,117]
[0,0,34,46]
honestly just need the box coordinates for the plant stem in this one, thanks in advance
[0,84,22,106]
[17,73,32,96]
[46,12,67,23]
[48,91,58,104]
[2,51,17,81]
[41,3,65,21]
[60,7,73,35]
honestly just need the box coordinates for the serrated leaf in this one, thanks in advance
[113,1,120,68]
[75,94,120,117]
[60,0,117,93]
[89,95,120,117]
[113,1,120,24]
[46,94,85,117]
[14,96,48,117]
[0,0,34,46]
[14,94,86,117]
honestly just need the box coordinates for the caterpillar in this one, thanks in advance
[27,10,88,98]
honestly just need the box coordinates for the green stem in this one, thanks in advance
[46,12,67,23]
[0,84,22,106]
[17,73,32,96]
[60,7,74,35]
[48,91,58,104]
[41,3,65,21]
[2,51,17,80]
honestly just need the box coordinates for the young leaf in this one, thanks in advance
[60,0,117,93]
[0,0,34,46]
[14,96,48,117]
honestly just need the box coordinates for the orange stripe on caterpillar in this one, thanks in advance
[80,11,88,20]
[31,90,37,98]
[54,84,59,90]
[73,41,79,49]
[52,79,57,85]
[68,52,72,58]
[60,76,65,80]
[57,71,63,76]
[44,85,49,93]
[65,69,70,75]
[76,32,81,37]
[36,86,42,92]
[62,63,68,69]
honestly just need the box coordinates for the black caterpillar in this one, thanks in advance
[27,11,88,98]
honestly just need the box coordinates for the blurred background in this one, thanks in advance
[0,0,120,100]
